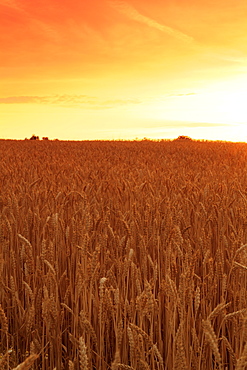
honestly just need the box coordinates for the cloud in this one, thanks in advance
[108,1,194,43]
[0,93,197,108]
[163,121,229,128]
[139,119,229,129]
[168,93,197,97]
[0,96,37,104]
[0,95,142,108]
[0,0,24,12]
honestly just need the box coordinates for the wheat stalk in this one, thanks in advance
[79,337,88,370]
[202,319,222,370]
[12,354,38,370]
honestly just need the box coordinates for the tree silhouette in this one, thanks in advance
[30,135,39,140]
[176,136,192,141]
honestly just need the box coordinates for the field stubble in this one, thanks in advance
[1,139,247,369]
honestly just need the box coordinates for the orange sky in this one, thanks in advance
[1,0,247,141]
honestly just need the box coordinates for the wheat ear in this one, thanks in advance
[12,354,39,370]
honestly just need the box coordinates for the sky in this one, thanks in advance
[1,0,247,141]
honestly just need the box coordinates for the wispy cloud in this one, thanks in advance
[169,92,197,97]
[0,95,141,108]
[108,0,194,43]
[0,93,197,107]
[0,96,36,104]
[147,120,229,128]
[0,0,25,12]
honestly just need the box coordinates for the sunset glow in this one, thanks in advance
[1,0,247,141]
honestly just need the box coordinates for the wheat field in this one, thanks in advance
[1,139,247,369]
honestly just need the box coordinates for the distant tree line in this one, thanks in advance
[175,136,192,141]
[29,135,49,140]
[25,135,192,142]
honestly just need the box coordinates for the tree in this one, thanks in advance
[176,136,192,141]
[30,135,39,140]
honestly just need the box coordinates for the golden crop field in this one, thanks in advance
[1,139,247,369]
